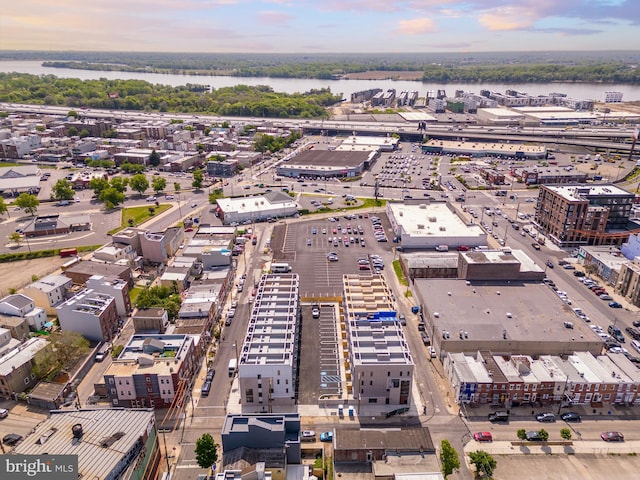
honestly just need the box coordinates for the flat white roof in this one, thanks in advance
[545,184,632,201]
[389,202,485,239]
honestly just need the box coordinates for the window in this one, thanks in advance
[370,381,373,386]
[23,377,29,385]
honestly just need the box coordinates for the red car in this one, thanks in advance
[601,431,624,442]
[473,432,493,442]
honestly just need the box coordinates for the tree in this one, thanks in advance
[109,176,129,194]
[195,433,218,471]
[537,429,549,441]
[52,179,75,201]
[440,440,460,478]
[67,110,79,118]
[174,182,181,193]
[120,162,146,174]
[192,169,204,190]
[15,193,40,216]
[152,176,167,193]
[0,197,7,217]
[129,174,150,195]
[517,429,527,440]
[560,428,572,440]
[8,232,22,246]
[149,149,161,167]
[99,187,126,209]
[468,451,497,479]
[89,177,110,197]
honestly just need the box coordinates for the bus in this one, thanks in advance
[271,262,292,273]
[228,358,238,377]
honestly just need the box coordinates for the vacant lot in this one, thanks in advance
[0,256,68,297]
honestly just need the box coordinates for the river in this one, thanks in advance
[2,60,640,101]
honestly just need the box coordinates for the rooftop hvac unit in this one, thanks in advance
[428,216,437,222]
[439,226,446,231]
[417,224,424,229]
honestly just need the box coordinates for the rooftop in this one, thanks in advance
[13,408,156,480]
[388,202,485,240]
[544,184,633,202]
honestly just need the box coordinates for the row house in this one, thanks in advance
[444,350,640,408]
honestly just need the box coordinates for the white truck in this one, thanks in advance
[228,358,238,377]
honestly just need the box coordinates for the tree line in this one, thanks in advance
[0,74,341,117]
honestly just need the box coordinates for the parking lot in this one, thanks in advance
[273,214,395,298]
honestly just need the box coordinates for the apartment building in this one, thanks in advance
[535,185,636,247]
[22,274,73,315]
[103,333,201,408]
[238,274,300,408]
[444,350,640,408]
[0,293,47,331]
[343,274,414,406]
[56,289,118,342]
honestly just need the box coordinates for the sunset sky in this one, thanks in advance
[1,0,638,53]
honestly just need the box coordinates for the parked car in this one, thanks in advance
[205,369,216,382]
[319,431,333,442]
[601,431,624,442]
[609,301,623,308]
[301,430,316,441]
[560,412,581,422]
[312,304,320,318]
[473,432,493,442]
[0,408,8,419]
[536,412,556,422]
[526,431,543,441]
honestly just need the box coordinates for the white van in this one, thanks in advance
[271,262,292,273]
[435,245,449,252]
[631,340,640,354]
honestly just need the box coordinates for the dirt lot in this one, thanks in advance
[0,256,68,297]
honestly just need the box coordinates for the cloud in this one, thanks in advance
[478,5,541,31]
[257,10,295,24]
[395,17,437,35]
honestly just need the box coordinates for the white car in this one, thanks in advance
[0,408,8,419]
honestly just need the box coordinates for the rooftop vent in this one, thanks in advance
[72,424,83,440]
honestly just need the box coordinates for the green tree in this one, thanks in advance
[152,176,167,193]
[174,182,181,193]
[8,232,22,246]
[468,450,497,479]
[517,429,527,440]
[66,126,79,137]
[538,429,549,441]
[129,174,150,195]
[192,169,204,190]
[560,428,572,440]
[120,162,146,174]
[88,177,110,197]
[99,187,126,209]
[195,433,218,472]
[15,192,40,216]
[149,149,161,167]
[440,440,460,478]
[67,110,78,118]
[109,176,129,193]
[31,343,58,378]
[0,197,8,217]
[51,179,75,201]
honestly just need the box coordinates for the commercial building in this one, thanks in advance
[0,165,41,196]
[0,337,50,398]
[216,192,298,225]
[534,184,638,247]
[421,138,546,160]
[457,249,545,281]
[238,274,300,408]
[386,202,486,250]
[13,408,160,480]
[0,293,47,331]
[22,274,73,315]
[275,149,377,178]
[56,289,118,342]
[103,333,201,408]
[343,274,414,406]
[414,279,603,359]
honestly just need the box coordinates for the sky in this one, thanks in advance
[1,0,639,53]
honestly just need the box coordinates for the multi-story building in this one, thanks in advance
[86,274,131,317]
[22,274,73,315]
[535,185,637,247]
[616,260,640,306]
[0,293,47,331]
[444,350,640,408]
[343,274,414,406]
[238,274,300,408]
[103,333,201,408]
[56,289,118,342]
[0,337,50,398]
[132,308,169,334]
[14,408,160,480]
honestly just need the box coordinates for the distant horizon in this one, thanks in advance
[2,1,637,53]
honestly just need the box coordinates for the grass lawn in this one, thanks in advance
[129,286,144,305]
[108,204,172,234]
